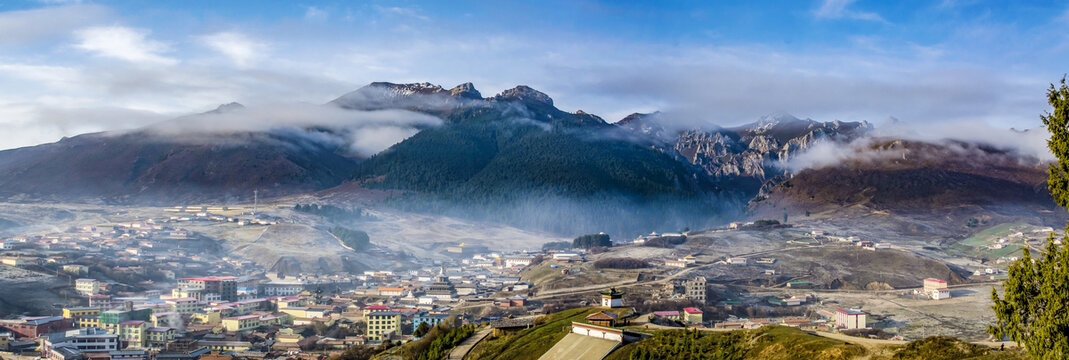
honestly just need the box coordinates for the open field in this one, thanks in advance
[0,264,76,315]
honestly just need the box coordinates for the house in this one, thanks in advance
[117,320,147,347]
[682,307,703,324]
[728,257,747,265]
[41,328,119,359]
[584,311,618,327]
[685,277,707,304]
[0,316,71,338]
[377,287,405,297]
[923,278,947,292]
[279,307,329,319]
[76,279,101,296]
[63,265,89,275]
[600,288,624,308]
[504,256,534,268]
[0,256,37,266]
[713,321,745,330]
[365,312,401,342]
[272,333,302,352]
[361,305,391,317]
[834,308,867,329]
[164,297,200,314]
[221,315,260,332]
[930,288,951,300]
[198,341,251,352]
[63,306,101,320]
[652,311,680,321]
[144,328,175,348]
[552,253,583,262]
[782,295,807,306]
[413,314,456,339]
[571,322,622,341]
[664,259,688,268]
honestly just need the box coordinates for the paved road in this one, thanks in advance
[449,326,492,360]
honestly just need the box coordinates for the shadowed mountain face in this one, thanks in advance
[0,129,358,203]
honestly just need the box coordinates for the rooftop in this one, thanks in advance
[177,276,238,281]
[836,308,865,315]
[367,311,401,316]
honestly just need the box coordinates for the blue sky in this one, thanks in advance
[0,0,1066,149]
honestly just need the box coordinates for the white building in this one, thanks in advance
[75,279,101,296]
[504,256,534,268]
[164,297,200,314]
[835,308,867,329]
[571,322,623,341]
[600,288,624,308]
[259,281,306,297]
[552,253,583,262]
[923,278,947,292]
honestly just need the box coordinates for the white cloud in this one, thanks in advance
[144,103,441,156]
[0,4,111,45]
[0,102,169,149]
[73,26,177,65]
[373,5,430,21]
[814,0,887,22]
[305,6,328,21]
[784,121,1053,172]
[198,32,268,67]
[0,63,83,89]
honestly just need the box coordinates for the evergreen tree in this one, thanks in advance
[990,77,1069,359]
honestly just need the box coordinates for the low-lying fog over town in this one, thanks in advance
[1,1,1068,360]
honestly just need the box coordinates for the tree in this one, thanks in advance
[572,233,611,249]
[414,322,431,338]
[990,77,1069,359]
[330,345,378,360]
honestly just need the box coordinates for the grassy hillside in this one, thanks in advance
[890,336,1026,360]
[605,326,865,360]
[466,308,1028,360]
[465,307,629,360]
[0,130,358,203]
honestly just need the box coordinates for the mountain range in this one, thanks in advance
[0,81,1056,234]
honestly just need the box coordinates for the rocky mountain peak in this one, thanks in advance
[492,85,554,106]
[751,112,812,132]
[212,102,245,113]
[448,82,482,99]
[366,82,446,95]
[199,102,246,116]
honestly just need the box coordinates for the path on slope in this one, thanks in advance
[450,326,491,360]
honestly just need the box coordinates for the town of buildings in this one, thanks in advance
[0,211,1012,359]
